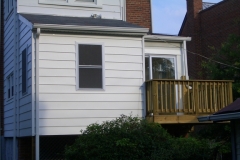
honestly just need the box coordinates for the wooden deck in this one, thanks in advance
[145,79,233,124]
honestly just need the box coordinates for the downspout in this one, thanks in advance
[150,0,154,33]
[142,35,146,118]
[35,28,40,160]
[0,0,2,159]
[124,0,126,21]
[183,40,189,80]
[119,0,122,20]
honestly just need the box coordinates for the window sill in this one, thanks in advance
[76,88,105,91]
[39,0,102,8]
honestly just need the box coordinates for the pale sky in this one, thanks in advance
[152,0,222,35]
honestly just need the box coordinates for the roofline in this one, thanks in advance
[178,13,187,35]
[33,24,149,36]
[199,0,228,14]
[198,112,240,122]
[144,35,191,42]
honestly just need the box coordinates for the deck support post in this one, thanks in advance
[152,81,158,116]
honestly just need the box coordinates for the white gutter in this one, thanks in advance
[144,35,191,42]
[33,24,149,35]
[198,112,240,122]
[35,28,41,160]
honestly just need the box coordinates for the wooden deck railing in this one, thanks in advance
[146,79,233,116]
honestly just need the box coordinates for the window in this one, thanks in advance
[7,73,14,99]
[77,44,104,89]
[39,0,102,8]
[145,56,176,81]
[22,48,27,94]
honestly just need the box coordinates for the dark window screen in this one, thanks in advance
[22,49,27,93]
[79,44,102,65]
[79,68,102,88]
[78,44,103,88]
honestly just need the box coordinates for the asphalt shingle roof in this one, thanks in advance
[20,14,145,28]
[214,98,240,115]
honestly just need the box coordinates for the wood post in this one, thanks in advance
[193,82,199,114]
[152,81,158,115]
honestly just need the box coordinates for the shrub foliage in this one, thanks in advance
[65,115,215,160]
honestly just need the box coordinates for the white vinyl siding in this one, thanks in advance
[18,0,124,20]
[38,34,144,135]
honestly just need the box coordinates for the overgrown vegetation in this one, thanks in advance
[202,34,240,99]
[65,115,219,160]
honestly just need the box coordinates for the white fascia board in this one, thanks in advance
[33,24,149,35]
[144,35,191,42]
[198,112,240,122]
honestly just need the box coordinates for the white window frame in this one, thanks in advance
[7,72,14,100]
[39,0,102,8]
[75,42,105,90]
[146,55,178,80]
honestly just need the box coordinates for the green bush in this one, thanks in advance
[65,115,215,160]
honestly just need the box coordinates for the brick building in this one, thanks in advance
[126,0,152,32]
[179,0,240,79]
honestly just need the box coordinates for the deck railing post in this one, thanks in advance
[229,82,233,104]
[193,82,199,114]
[152,81,158,115]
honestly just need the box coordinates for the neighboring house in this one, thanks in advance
[0,0,234,159]
[198,98,240,160]
[179,0,240,79]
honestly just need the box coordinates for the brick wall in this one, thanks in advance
[179,0,240,79]
[126,0,152,31]
[179,0,203,79]
[0,0,4,136]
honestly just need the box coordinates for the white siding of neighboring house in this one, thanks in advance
[145,41,185,79]
[17,0,125,20]
[37,33,144,135]
[4,0,15,137]
[18,18,33,137]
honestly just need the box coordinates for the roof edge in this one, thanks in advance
[144,35,191,42]
[33,24,149,35]
[178,13,187,36]
[198,112,240,122]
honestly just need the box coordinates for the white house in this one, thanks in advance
[1,0,233,159]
